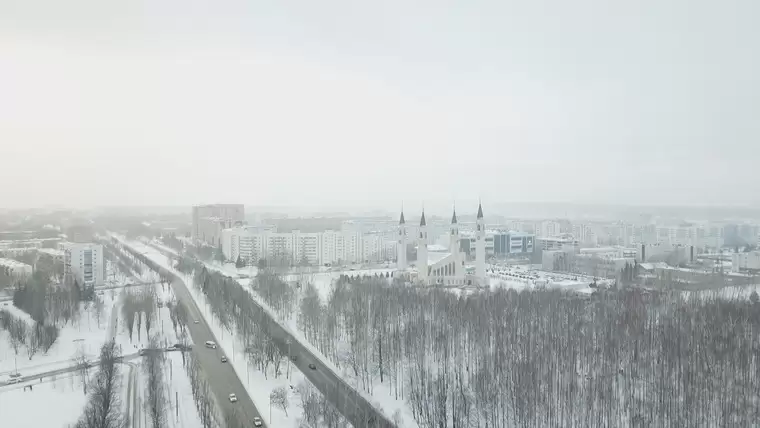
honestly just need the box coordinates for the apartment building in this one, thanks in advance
[63,243,104,287]
[221,226,393,266]
[192,204,245,246]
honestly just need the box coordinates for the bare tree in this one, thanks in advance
[75,340,125,428]
[143,335,167,428]
[269,386,289,416]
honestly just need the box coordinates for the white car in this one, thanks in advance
[7,378,22,385]
[194,320,199,324]
[228,393,238,403]
[253,416,262,426]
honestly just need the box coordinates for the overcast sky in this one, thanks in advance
[1,0,758,211]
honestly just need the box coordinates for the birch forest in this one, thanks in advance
[296,275,760,427]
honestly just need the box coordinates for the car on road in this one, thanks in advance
[205,341,217,349]
[166,345,177,351]
[7,378,22,384]
[194,320,199,324]
[228,393,237,403]
[221,356,227,363]
[253,416,263,427]
[308,363,317,370]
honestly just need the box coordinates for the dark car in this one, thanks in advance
[308,363,316,370]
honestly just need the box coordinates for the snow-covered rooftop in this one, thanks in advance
[0,258,32,269]
[428,251,451,265]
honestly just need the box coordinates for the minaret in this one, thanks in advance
[397,209,407,270]
[476,202,486,283]
[450,207,459,278]
[418,210,428,284]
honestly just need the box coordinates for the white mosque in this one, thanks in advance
[397,203,487,286]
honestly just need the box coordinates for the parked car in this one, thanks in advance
[228,393,237,403]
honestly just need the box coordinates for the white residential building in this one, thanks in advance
[192,204,246,247]
[63,243,105,286]
[0,258,33,279]
[538,220,562,238]
[221,226,393,266]
[732,251,760,273]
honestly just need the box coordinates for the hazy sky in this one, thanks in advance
[1,0,758,211]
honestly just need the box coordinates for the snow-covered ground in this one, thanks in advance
[0,371,105,428]
[487,265,609,294]
[127,352,206,428]
[0,291,117,381]
[1,261,209,428]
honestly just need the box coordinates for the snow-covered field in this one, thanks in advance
[0,371,107,428]
[0,291,117,381]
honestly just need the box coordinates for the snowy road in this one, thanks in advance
[141,242,393,427]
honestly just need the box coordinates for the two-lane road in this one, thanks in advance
[171,277,266,428]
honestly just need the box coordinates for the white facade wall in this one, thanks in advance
[732,251,760,272]
[538,220,562,238]
[221,227,393,266]
[63,243,104,286]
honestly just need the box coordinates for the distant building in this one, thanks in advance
[732,251,760,273]
[66,224,95,243]
[0,258,33,279]
[536,235,579,251]
[400,203,487,286]
[192,204,245,247]
[63,243,104,287]
[490,231,535,257]
[221,225,393,266]
[638,243,696,265]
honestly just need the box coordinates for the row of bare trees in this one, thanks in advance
[184,351,225,428]
[103,241,144,278]
[143,336,168,428]
[0,308,59,360]
[75,340,126,428]
[287,274,760,427]
[184,263,353,426]
[13,274,99,325]
[120,288,159,342]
